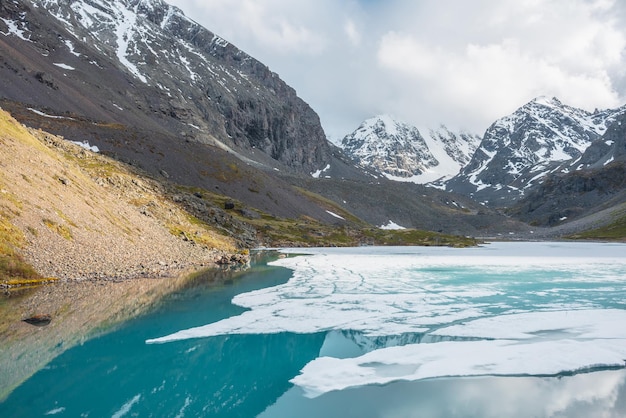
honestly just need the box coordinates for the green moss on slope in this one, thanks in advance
[567,214,626,241]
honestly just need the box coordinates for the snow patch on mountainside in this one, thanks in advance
[424,126,481,184]
[110,1,147,83]
[311,164,331,178]
[379,220,406,230]
[0,16,32,41]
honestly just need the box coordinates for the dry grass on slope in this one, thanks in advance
[0,108,236,285]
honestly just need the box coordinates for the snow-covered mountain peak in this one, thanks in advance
[530,95,562,108]
[341,116,480,184]
[341,115,437,179]
[483,96,611,158]
[351,115,406,140]
[446,96,626,205]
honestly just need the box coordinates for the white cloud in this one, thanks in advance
[166,0,626,138]
[169,0,330,55]
[344,19,362,46]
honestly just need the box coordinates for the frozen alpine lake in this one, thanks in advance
[149,242,626,409]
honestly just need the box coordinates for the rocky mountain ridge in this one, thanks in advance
[341,115,437,178]
[1,0,331,173]
[445,96,626,205]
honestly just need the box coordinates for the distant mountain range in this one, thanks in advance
[340,97,626,209]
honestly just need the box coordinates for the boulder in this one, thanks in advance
[23,314,52,326]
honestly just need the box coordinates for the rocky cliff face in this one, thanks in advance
[0,0,330,172]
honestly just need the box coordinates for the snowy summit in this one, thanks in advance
[340,115,480,184]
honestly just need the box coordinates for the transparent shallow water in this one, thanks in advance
[2,242,626,417]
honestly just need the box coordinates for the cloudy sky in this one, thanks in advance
[167,0,626,141]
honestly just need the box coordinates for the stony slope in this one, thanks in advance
[0,108,238,281]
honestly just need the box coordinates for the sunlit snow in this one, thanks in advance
[53,63,75,70]
[325,210,345,220]
[378,220,406,230]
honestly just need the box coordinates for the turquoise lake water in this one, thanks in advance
[1,243,626,417]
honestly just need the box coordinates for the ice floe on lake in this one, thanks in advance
[147,242,626,395]
[148,243,626,342]
[292,309,626,397]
